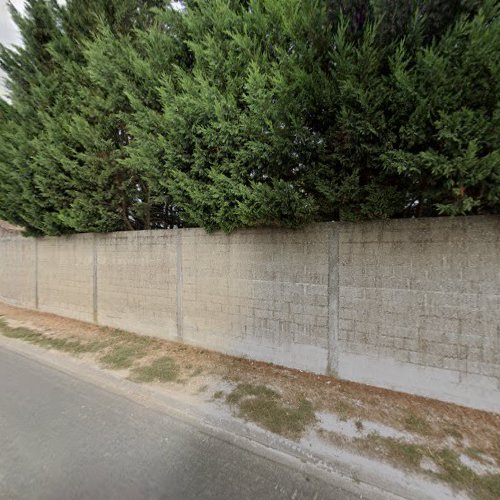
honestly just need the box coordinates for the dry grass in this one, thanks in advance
[0,304,498,444]
[0,303,498,445]
[360,433,425,468]
[404,413,433,435]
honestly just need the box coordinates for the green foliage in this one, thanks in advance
[129,356,179,383]
[382,1,500,216]
[226,383,316,437]
[0,0,498,235]
[0,0,180,235]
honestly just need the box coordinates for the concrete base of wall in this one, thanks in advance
[339,352,500,413]
[182,331,329,374]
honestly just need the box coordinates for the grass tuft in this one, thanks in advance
[365,433,425,468]
[129,356,179,383]
[0,319,104,354]
[404,413,432,435]
[99,344,146,369]
[226,384,280,404]
[359,434,500,500]
[433,448,474,487]
[226,383,315,437]
[475,474,500,500]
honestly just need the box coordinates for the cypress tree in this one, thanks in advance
[157,0,331,231]
[0,0,174,235]
[158,0,498,228]
[93,4,191,229]
[383,0,500,216]
[0,0,64,235]
[31,0,172,233]
[0,0,498,235]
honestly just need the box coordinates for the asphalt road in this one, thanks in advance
[0,346,361,500]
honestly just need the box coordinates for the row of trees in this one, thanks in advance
[0,0,498,235]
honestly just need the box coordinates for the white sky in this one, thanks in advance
[0,0,180,99]
[0,0,24,46]
[0,0,25,98]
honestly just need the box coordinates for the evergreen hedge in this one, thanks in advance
[0,0,498,235]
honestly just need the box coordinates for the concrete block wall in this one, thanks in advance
[0,234,36,309]
[37,235,95,322]
[180,225,330,372]
[95,231,177,339]
[336,216,500,412]
[0,215,498,412]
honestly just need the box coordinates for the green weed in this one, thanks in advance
[226,383,315,437]
[129,356,179,383]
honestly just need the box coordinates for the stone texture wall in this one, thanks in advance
[95,231,178,339]
[37,235,95,322]
[0,216,498,412]
[180,225,330,372]
[0,234,36,309]
[335,216,500,412]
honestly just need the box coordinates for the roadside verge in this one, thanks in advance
[0,302,498,499]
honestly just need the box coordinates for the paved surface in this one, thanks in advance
[0,346,361,500]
